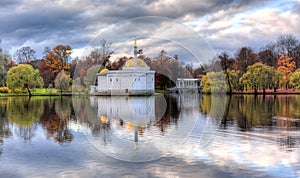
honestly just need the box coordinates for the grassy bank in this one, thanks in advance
[0,88,76,97]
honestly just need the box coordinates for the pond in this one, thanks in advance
[0,94,299,177]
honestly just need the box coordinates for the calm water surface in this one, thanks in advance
[0,94,299,177]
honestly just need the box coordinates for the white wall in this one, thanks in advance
[97,76,107,91]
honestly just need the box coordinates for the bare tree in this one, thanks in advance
[14,46,36,63]
[90,39,113,65]
[219,52,232,93]
[276,34,299,57]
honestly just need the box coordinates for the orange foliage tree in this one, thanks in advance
[45,45,72,78]
[276,51,296,89]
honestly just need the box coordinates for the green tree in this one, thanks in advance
[6,64,43,96]
[201,71,226,93]
[271,69,283,92]
[239,62,278,93]
[260,65,277,93]
[289,69,300,89]
[227,69,242,91]
[84,65,101,86]
[54,70,70,93]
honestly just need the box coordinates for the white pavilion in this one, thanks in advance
[90,39,155,95]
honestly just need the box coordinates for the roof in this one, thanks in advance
[124,59,148,67]
[99,68,109,74]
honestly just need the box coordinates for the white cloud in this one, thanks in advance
[195,4,300,54]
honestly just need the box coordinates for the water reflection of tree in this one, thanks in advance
[39,97,73,144]
[6,97,43,141]
[274,95,300,119]
[203,95,300,131]
[201,95,275,131]
[200,95,226,126]
[0,98,12,156]
[277,136,299,152]
[154,94,180,132]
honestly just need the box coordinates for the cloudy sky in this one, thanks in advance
[0,0,300,63]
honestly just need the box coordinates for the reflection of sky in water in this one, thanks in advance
[80,94,300,177]
[176,128,300,177]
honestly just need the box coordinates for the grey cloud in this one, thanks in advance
[0,0,21,8]
[0,0,295,61]
[207,0,271,23]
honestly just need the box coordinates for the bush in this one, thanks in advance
[0,87,9,93]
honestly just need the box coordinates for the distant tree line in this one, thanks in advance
[202,34,300,94]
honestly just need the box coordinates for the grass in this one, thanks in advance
[32,88,58,95]
[0,88,79,96]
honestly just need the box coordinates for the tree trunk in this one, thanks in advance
[225,70,232,94]
[24,83,32,97]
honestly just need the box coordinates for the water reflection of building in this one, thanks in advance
[177,92,200,110]
[90,96,156,143]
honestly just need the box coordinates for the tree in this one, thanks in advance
[201,71,226,93]
[38,59,55,88]
[276,51,296,89]
[276,34,298,57]
[45,45,72,77]
[6,64,44,96]
[89,39,113,65]
[111,56,128,70]
[239,62,277,93]
[43,46,51,58]
[193,65,207,78]
[271,70,283,92]
[292,44,300,68]
[235,47,257,73]
[84,65,101,86]
[0,50,11,68]
[227,69,242,91]
[0,39,12,71]
[257,49,276,67]
[289,69,300,89]
[219,52,233,93]
[260,65,278,93]
[0,66,7,87]
[54,70,71,93]
[14,46,36,63]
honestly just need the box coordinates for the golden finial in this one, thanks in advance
[134,38,137,47]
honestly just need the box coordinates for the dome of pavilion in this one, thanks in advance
[99,68,109,74]
[124,59,148,67]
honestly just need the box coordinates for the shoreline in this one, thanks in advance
[1,89,300,97]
